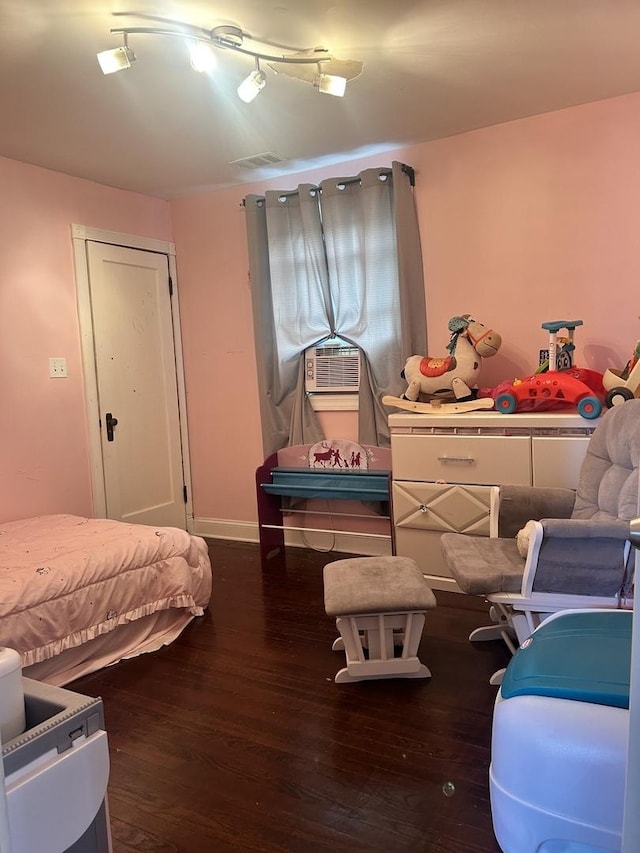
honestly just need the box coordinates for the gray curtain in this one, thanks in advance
[245,161,427,458]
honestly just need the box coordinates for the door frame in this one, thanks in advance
[71,224,194,531]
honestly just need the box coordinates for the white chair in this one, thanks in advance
[487,515,631,647]
[440,400,640,681]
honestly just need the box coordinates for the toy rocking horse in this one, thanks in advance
[383,314,502,414]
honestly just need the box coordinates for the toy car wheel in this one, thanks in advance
[577,395,602,419]
[605,386,635,408]
[496,392,517,414]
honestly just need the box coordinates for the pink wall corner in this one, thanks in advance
[0,156,171,523]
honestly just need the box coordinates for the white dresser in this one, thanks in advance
[389,410,600,591]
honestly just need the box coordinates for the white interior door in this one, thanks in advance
[86,241,187,528]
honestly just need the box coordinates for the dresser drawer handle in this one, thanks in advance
[437,456,475,463]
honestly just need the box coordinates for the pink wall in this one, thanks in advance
[172,91,640,527]
[168,188,262,525]
[416,93,640,388]
[4,90,640,530]
[0,156,171,523]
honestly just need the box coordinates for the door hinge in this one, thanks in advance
[168,275,173,296]
[183,485,188,503]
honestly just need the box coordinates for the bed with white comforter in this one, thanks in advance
[0,514,212,685]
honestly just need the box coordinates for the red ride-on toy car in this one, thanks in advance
[495,320,604,420]
[495,369,603,419]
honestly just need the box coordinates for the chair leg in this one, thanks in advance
[469,602,517,652]
[469,624,513,642]
[489,668,506,686]
[511,612,535,646]
[469,624,518,655]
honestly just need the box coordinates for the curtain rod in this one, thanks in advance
[241,162,415,206]
[402,164,415,186]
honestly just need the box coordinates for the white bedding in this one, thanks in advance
[0,514,212,678]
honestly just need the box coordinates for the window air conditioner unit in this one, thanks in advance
[305,341,360,393]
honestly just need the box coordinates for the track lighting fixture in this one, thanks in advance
[189,42,216,73]
[97,34,136,75]
[97,13,362,102]
[237,60,267,103]
[315,73,347,98]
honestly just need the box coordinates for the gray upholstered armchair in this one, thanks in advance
[440,399,639,675]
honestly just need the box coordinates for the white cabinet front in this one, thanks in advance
[391,434,531,485]
[392,481,496,582]
[392,481,495,534]
[531,435,591,488]
[389,412,598,591]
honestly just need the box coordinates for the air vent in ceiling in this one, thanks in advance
[229,152,285,169]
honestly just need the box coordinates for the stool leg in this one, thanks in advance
[332,613,431,683]
[401,613,425,658]
[335,616,366,664]
[366,614,393,661]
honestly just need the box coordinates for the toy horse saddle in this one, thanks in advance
[419,355,456,378]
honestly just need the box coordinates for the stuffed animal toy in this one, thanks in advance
[401,314,502,401]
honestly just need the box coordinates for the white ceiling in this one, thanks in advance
[3,0,640,199]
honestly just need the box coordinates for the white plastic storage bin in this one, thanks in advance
[491,692,627,852]
[490,610,631,852]
[2,678,112,853]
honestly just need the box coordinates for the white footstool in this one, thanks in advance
[323,556,437,683]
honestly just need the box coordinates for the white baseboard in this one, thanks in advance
[191,517,391,557]
[192,518,259,542]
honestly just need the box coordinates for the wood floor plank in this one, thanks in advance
[71,540,508,852]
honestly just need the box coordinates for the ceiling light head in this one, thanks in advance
[237,63,266,103]
[97,44,136,74]
[315,73,347,97]
[97,34,136,75]
[190,42,216,73]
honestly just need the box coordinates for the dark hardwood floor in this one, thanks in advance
[71,540,510,853]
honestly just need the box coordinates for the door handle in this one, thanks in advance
[105,412,119,442]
